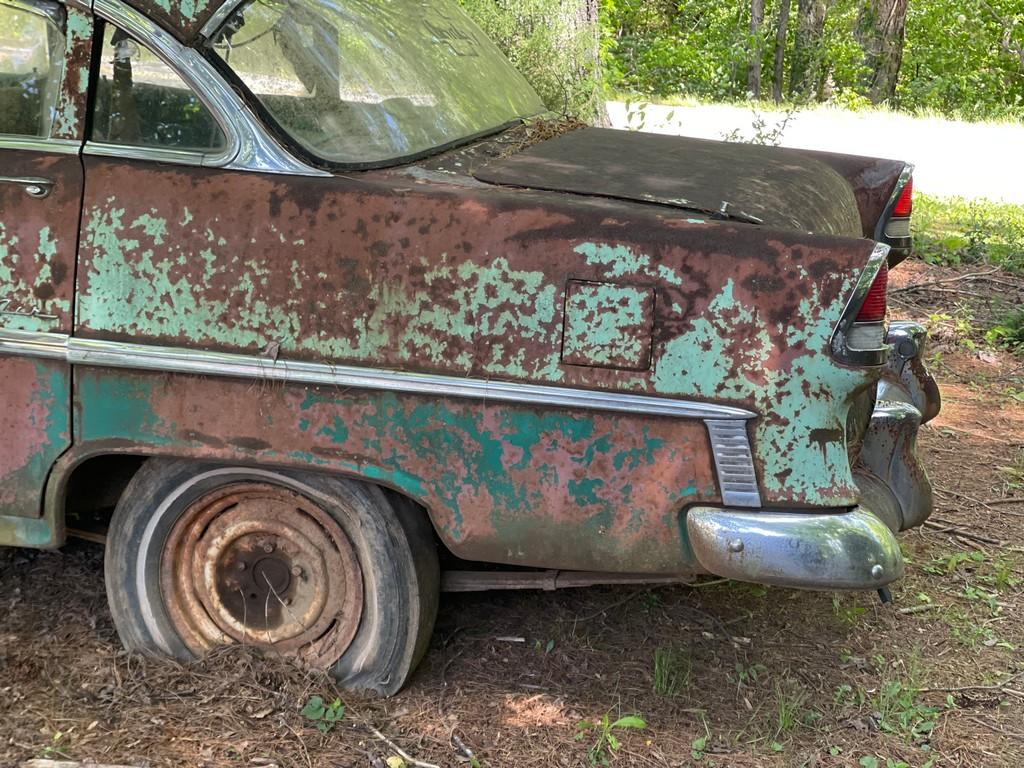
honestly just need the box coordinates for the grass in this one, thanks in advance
[913,194,1024,274]
[653,646,691,696]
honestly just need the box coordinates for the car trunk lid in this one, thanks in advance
[474,127,864,237]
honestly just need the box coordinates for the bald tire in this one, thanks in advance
[104,458,439,695]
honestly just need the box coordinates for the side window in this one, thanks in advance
[0,0,65,138]
[91,23,226,153]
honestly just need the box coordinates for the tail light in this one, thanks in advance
[831,245,890,365]
[856,262,888,322]
[883,175,913,245]
[892,178,913,217]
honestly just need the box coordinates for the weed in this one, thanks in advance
[986,309,1024,353]
[39,731,69,760]
[771,679,809,738]
[998,448,1024,493]
[720,107,798,146]
[301,695,345,733]
[653,646,691,696]
[871,656,940,742]
[575,713,647,766]
[732,661,768,687]
[831,593,867,625]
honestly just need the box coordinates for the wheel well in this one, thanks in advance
[59,454,444,551]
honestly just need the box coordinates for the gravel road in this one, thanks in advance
[607,101,1024,203]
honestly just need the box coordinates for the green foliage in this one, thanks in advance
[301,695,345,733]
[575,713,647,765]
[913,194,1024,273]
[459,0,604,119]
[601,0,1024,120]
[898,0,1024,120]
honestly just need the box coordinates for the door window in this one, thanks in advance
[0,1,65,138]
[91,23,226,152]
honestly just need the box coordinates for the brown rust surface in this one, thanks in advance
[162,482,363,665]
[122,0,225,43]
[75,368,720,573]
[75,156,881,510]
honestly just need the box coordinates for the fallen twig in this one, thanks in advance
[891,267,1001,294]
[919,669,1024,694]
[980,497,1024,507]
[368,725,440,768]
[923,519,1003,546]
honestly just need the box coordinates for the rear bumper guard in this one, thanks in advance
[686,505,903,590]
[855,321,941,532]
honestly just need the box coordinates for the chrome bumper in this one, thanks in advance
[686,505,903,590]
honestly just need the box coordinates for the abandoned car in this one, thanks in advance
[0,0,939,693]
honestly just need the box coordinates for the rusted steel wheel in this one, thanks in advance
[104,459,439,695]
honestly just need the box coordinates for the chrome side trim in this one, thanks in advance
[0,330,758,422]
[830,241,891,366]
[0,136,80,155]
[704,420,761,507]
[91,0,328,177]
[686,505,904,589]
[0,328,69,360]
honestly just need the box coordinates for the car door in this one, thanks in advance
[0,0,91,534]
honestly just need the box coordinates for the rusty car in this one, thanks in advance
[0,0,939,694]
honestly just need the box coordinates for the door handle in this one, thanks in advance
[0,176,54,199]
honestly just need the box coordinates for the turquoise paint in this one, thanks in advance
[0,514,57,548]
[568,477,605,506]
[317,416,350,445]
[76,375,174,445]
[563,282,651,368]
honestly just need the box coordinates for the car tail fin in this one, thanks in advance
[877,169,913,265]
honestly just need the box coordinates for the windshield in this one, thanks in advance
[206,0,546,166]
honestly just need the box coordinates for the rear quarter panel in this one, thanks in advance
[73,160,882,569]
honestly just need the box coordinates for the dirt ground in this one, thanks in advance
[2,260,1023,768]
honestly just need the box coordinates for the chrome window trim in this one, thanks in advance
[830,241,891,367]
[198,0,247,40]
[0,136,80,154]
[84,141,212,167]
[0,329,757,422]
[91,0,328,176]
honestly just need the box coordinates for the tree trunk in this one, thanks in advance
[748,0,766,98]
[788,0,829,99]
[557,0,606,122]
[858,0,909,104]
[772,0,792,102]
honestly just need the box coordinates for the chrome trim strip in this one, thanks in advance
[0,136,80,155]
[830,242,891,366]
[92,0,328,177]
[83,141,212,167]
[0,330,757,421]
[198,0,247,39]
[704,420,762,507]
[0,328,69,360]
